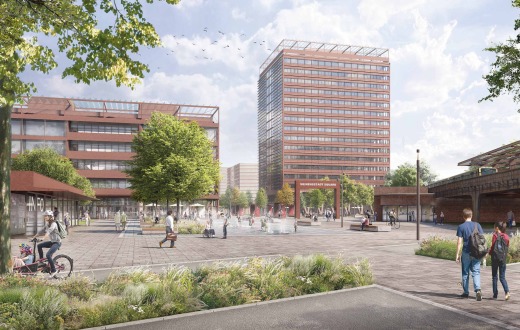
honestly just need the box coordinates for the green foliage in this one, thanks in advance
[18,287,68,330]
[255,188,268,211]
[276,183,294,207]
[415,233,520,263]
[125,113,220,208]
[0,255,373,329]
[176,221,204,234]
[0,0,180,274]
[308,189,325,210]
[57,276,96,301]
[415,235,460,260]
[385,161,437,186]
[220,187,232,210]
[245,191,254,206]
[11,147,95,198]
[480,1,520,112]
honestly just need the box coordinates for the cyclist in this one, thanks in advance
[32,210,62,278]
[389,209,396,226]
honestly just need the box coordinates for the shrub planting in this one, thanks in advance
[0,255,373,329]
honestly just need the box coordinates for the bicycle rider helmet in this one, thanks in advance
[19,243,33,256]
[44,210,53,217]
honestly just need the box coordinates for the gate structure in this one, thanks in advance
[294,180,340,219]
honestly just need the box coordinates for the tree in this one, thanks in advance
[276,183,294,213]
[125,112,220,218]
[220,187,232,213]
[255,188,268,215]
[12,147,95,198]
[308,189,325,212]
[385,162,438,186]
[245,191,253,207]
[480,0,520,112]
[0,0,179,273]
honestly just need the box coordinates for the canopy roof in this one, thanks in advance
[11,171,96,201]
[458,140,520,169]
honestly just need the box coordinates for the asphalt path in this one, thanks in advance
[88,285,513,330]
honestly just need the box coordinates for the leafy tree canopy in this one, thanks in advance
[308,189,325,209]
[480,0,520,112]
[125,112,220,214]
[11,147,95,198]
[385,162,438,186]
[255,188,268,210]
[0,0,179,274]
[276,183,294,207]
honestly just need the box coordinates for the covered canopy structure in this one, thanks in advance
[10,171,96,235]
[458,140,520,169]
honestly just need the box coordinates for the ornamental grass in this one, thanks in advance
[415,230,520,263]
[0,254,373,329]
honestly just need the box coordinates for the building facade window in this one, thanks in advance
[69,122,139,134]
[24,120,65,136]
[89,179,130,189]
[69,141,132,152]
[72,159,131,171]
[24,140,65,155]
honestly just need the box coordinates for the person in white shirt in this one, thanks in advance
[159,210,176,248]
[33,210,62,278]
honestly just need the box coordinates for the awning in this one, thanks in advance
[10,171,96,201]
[458,140,520,169]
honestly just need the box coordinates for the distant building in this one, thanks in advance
[219,167,228,197]
[258,39,391,201]
[11,96,219,218]
[220,163,259,198]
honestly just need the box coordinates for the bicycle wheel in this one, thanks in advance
[52,255,73,278]
[394,220,400,229]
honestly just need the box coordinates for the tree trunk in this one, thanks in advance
[0,103,13,274]
[176,199,180,220]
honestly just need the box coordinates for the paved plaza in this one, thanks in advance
[10,217,520,329]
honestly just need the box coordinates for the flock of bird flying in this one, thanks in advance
[162,26,273,62]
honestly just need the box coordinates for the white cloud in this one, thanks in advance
[176,0,204,9]
[231,7,247,20]
[40,75,86,98]
[485,26,496,45]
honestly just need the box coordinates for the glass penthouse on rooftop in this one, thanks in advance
[258,39,391,201]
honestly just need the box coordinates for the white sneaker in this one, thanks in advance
[49,271,58,278]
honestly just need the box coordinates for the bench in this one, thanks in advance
[350,223,390,232]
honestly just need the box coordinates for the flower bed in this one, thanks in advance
[0,255,373,329]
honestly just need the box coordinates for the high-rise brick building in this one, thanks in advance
[258,40,390,201]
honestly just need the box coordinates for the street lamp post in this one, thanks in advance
[340,180,344,228]
[416,149,421,241]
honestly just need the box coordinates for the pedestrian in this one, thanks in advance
[487,221,511,300]
[373,211,377,223]
[361,216,370,231]
[84,211,90,226]
[53,207,60,222]
[63,212,70,233]
[114,210,121,232]
[507,209,515,228]
[120,211,127,231]
[455,208,483,300]
[440,211,445,225]
[294,219,298,232]
[222,216,229,239]
[159,210,176,248]
[433,212,437,225]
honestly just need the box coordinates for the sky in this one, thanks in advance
[23,0,520,180]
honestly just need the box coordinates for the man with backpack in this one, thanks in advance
[455,208,485,301]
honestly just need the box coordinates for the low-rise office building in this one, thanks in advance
[11,96,219,218]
